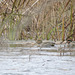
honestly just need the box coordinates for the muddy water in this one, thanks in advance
[0,47,75,75]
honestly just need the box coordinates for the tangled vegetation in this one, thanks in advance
[0,0,75,41]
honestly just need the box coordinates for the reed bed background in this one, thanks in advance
[0,0,75,41]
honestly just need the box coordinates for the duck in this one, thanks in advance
[36,39,42,44]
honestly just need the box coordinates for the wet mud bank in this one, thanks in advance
[0,40,75,56]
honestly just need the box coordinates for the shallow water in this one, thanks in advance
[0,47,75,75]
